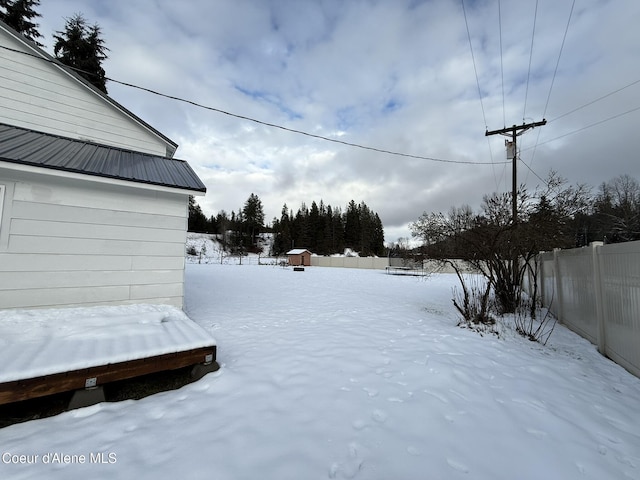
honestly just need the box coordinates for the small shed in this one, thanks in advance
[287,248,312,267]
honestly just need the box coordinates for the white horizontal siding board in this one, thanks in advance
[0,285,131,309]
[0,34,171,156]
[0,269,183,290]
[11,218,187,243]
[0,254,186,272]
[130,283,184,301]
[11,200,186,230]
[12,176,188,217]
[8,235,185,256]
[0,253,132,272]
[132,256,185,270]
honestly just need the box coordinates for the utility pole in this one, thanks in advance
[485,119,546,225]
[485,119,546,291]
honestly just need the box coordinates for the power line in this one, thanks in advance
[498,0,505,128]
[549,77,640,123]
[522,0,539,123]
[523,104,640,150]
[461,0,488,130]
[0,43,509,166]
[526,0,575,182]
[542,0,575,118]
[519,157,547,185]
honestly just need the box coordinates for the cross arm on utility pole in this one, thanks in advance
[485,119,546,137]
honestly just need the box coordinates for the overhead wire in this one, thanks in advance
[520,79,640,185]
[460,0,503,190]
[524,0,575,182]
[523,105,640,150]
[548,77,640,123]
[498,0,505,128]
[461,0,488,130]
[522,0,538,123]
[0,43,510,166]
[543,0,576,119]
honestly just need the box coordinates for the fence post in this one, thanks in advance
[538,254,545,307]
[553,248,564,323]
[591,242,606,355]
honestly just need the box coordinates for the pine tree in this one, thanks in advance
[344,200,361,250]
[53,13,109,93]
[242,193,265,248]
[188,196,208,233]
[0,0,43,46]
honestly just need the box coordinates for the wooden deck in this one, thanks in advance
[0,345,216,406]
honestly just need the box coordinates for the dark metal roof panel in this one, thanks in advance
[0,124,206,193]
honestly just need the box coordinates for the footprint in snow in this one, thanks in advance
[328,443,364,479]
[446,458,469,473]
[371,409,388,423]
[525,428,547,438]
[352,419,367,431]
[407,446,421,456]
[362,387,378,397]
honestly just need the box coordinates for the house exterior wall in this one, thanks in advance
[0,27,173,157]
[0,167,190,309]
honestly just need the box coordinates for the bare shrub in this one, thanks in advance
[513,295,557,345]
[451,272,496,334]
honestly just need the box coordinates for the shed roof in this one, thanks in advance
[287,249,311,255]
[0,123,206,193]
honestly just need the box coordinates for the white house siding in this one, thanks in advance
[0,28,173,157]
[0,167,190,309]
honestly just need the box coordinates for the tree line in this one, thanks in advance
[189,194,385,257]
[1,0,109,93]
[271,199,385,256]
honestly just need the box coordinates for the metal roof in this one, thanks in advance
[0,124,206,193]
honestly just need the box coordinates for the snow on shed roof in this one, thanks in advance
[287,249,311,255]
[0,123,206,193]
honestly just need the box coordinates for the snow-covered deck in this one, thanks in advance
[0,304,217,405]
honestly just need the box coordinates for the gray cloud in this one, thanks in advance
[36,0,640,244]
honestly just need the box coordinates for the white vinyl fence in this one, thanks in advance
[311,256,389,269]
[533,241,640,378]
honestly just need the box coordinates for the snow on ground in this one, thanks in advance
[1,264,640,480]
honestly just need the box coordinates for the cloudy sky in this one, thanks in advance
[34,0,640,244]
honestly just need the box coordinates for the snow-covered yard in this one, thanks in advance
[1,263,640,480]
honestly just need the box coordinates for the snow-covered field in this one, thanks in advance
[2,263,640,480]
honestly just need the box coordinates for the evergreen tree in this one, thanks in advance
[344,200,361,250]
[0,0,43,46]
[53,13,109,93]
[272,204,293,255]
[331,206,345,253]
[214,210,230,249]
[242,193,265,248]
[188,196,208,233]
[293,203,311,249]
[371,213,386,256]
